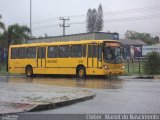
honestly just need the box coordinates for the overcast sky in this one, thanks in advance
[0,0,160,38]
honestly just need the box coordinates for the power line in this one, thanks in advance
[31,4,160,32]
[31,4,160,25]
[33,13,160,29]
[103,5,160,15]
[70,21,86,25]
[104,14,160,22]
[33,13,160,30]
[70,14,160,24]
[33,23,59,30]
[32,17,59,24]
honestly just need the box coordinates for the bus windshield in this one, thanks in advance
[103,43,123,64]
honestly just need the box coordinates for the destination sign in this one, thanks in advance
[104,42,120,47]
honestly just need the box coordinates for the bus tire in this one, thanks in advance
[26,66,33,77]
[77,66,86,78]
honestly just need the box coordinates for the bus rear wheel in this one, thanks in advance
[26,66,33,77]
[77,66,86,78]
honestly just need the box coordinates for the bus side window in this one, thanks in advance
[38,47,46,59]
[88,45,98,58]
[27,47,36,58]
[83,45,86,57]
[70,45,82,57]
[59,45,70,58]
[18,47,27,59]
[88,45,93,58]
[38,47,41,58]
[11,48,18,59]
[93,45,98,58]
[41,47,46,58]
[48,46,59,58]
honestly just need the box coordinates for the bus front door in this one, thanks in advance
[37,47,46,68]
[88,44,102,69]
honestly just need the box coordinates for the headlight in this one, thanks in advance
[122,66,125,69]
[103,65,109,70]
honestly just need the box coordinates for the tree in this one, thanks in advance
[125,30,157,45]
[0,15,5,30]
[95,4,103,32]
[0,16,30,71]
[0,16,30,47]
[1,23,30,70]
[86,9,95,32]
[3,24,30,46]
[143,51,160,75]
[0,15,5,31]
[92,9,98,32]
[154,36,159,43]
[0,15,5,47]
[86,4,103,32]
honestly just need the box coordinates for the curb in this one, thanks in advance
[0,74,25,77]
[0,102,37,114]
[119,75,159,79]
[135,76,154,79]
[28,94,95,112]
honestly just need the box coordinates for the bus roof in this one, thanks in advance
[9,40,121,48]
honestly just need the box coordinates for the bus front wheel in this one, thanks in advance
[77,66,86,78]
[26,66,33,77]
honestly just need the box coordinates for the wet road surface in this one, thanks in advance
[0,75,160,113]
[0,75,124,89]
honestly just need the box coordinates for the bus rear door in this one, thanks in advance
[37,47,46,68]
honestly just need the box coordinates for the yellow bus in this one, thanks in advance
[8,40,125,77]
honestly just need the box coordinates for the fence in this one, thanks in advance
[0,63,7,73]
[0,50,8,73]
[125,59,144,75]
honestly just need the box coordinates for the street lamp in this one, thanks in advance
[30,0,32,38]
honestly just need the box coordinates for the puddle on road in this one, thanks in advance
[1,76,124,89]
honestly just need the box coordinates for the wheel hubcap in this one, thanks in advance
[79,70,84,77]
[27,69,31,76]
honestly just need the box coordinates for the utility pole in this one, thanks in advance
[59,17,70,36]
[30,0,32,38]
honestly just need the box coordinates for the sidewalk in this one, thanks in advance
[0,82,95,114]
[119,75,160,79]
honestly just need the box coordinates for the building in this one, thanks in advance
[28,32,119,43]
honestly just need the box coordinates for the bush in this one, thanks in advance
[143,51,160,75]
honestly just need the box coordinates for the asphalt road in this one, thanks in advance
[31,78,160,114]
[0,75,160,114]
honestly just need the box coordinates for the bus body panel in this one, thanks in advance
[9,59,37,73]
[46,58,87,68]
[33,68,76,75]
